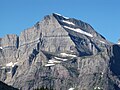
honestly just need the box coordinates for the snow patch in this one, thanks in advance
[101,72,104,75]
[0,47,3,49]
[54,57,68,61]
[68,88,75,90]
[99,40,105,44]
[94,86,101,90]
[54,13,69,19]
[14,62,18,65]
[6,62,18,67]
[45,63,55,67]
[7,71,11,74]
[118,42,120,45]
[63,16,69,19]
[1,67,6,69]
[63,26,93,37]
[61,20,75,26]
[70,50,74,53]
[60,53,77,58]
[54,13,62,16]
[48,59,61,64]
[6,62,13,67]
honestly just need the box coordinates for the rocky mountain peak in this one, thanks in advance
[0,13,120,90]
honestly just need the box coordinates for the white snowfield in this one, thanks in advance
[63,26,93,37]
[70,50,74,53]
[6,62,13,67]
[14,62,19,65]
[54,13,69,19]
[54,57,68,61]
[8,71,11,73]
[99,40,105,44]
[60,53,77,58]
[54,13,62,16]
[94,86,101,90]
[118,42,120,45]
[1,67,6,69]
[68,88,75,90]
[0,47,3,49]
[48,59,61,64]
[61,20,75,26]
[45,63,55,67]
[6,62,18,67]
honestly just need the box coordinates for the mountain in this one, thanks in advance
[0,13,120,90]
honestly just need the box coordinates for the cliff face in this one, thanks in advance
[0,13,120,90]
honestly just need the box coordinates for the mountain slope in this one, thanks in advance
[0,13,120,90]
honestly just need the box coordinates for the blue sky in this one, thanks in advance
[0,0,120,43]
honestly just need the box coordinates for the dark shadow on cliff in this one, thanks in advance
[110,45,120,75]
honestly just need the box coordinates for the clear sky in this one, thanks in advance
[0,0,120,43]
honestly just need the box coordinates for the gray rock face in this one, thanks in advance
[0,13,120,90]
[0,34,18,62]
[1,34,18,48]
